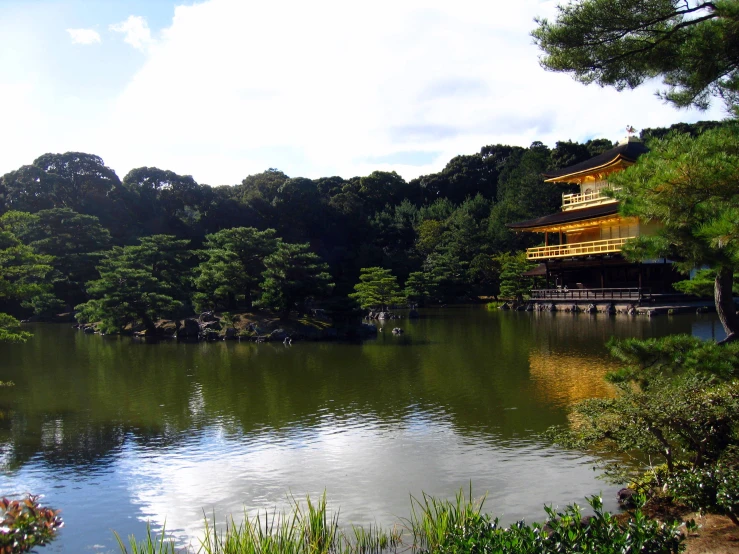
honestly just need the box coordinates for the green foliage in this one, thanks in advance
[118,492,683,554]
[612,125,739,340]
[404,271,435,306]
[0,313,30,342]
[533,0,739,111]
[194,227,278,311]
[76,236,190,333]
[668,459,739,525]
[349,267,406,310]
[605,334,739,384]
[553,375,739,482]
[498,252,536,302]
[0,218,53,341]
[7,208,111,307]
[261,242,334,319]
[21,292,66,317]
[673,268,739,297]
[408,490,682,554]
[0,495,63,553]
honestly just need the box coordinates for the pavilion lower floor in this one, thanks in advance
[528,256,686,303]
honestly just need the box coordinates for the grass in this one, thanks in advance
[116,493,401,554]
[115,489,685,554]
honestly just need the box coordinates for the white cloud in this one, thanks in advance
[96,0,725,185]
[110,15,154,51]
[66,28,101,45]
[3,0,724,185]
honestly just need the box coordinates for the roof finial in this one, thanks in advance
[626,125,636,137]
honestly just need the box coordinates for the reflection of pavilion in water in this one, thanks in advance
[528,351,618,408]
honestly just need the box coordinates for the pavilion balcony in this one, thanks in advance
[561,188,620,211]
[526,236,635,261]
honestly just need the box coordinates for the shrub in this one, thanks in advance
[0,495,62,553]
[668,459,739,526]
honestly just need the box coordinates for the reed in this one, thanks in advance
[116,490,684,554]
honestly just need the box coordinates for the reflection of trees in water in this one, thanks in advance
[0,312,704,470]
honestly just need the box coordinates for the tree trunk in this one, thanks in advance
[715,266,738,344]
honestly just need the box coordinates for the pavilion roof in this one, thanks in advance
[543,139,648,183]
[506,203,619,231]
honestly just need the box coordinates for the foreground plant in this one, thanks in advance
[0,495,63,553]
[117,491,683,554]
[408,489,682,554]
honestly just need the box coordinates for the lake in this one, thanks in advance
[0,307,726,552]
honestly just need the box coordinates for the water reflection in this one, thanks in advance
[0,309,720,552]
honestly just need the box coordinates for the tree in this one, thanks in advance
[75,236,190,333]
[6,208,111,308]
[260,242,334,319]
[673,268,739,298]
[0,218,53,341]
[611,125,739,343]
[404,271,435,306]
[533,0,739,111]
[498,252,536,303]
[122,167,205,237]
[550,335,739,485]
[193,227,278,311]
[350,267,407,310]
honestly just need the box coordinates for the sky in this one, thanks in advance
[0,0,728,187]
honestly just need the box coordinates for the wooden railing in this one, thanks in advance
[531,288,648,300]
[561,188,620,211]
[526,236,634,260]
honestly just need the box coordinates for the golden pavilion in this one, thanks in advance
[507,137,681,302]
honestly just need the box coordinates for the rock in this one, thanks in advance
[176,318,200,339]
[605,303,616,315]
[201,320,222,331]
[525,303,534,311]
[377,312,390,320]
[269,329,288,341]
[391,327,404,335]
[224,327,238,340]
[571,304,580,313]
[360,323,378,336]
[627,306,637,316]
[367,311,376,320]
[548,303,557,312]
[617,488,637,507]
[408,309,420,319]
[499,302,510,311]
[199,311,218,323]
[83,326,95,334]
[156,320,178,337]
[586,303,597,314]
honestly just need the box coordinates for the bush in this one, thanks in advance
[668,459,739,525]
[0,495,62,553]
[409,492,683,554]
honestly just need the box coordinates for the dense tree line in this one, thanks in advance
[0,124,723,332]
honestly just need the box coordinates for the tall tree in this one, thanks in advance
[194,227,278,311]
[261,242,334,319]
[533,0,739,111]
[0,216,53,340]
[75,237,189,334]
[7,208,111,307]
[350,267,407,310]
[612,125,739,343]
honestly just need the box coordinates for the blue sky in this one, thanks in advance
[0,0,726,186]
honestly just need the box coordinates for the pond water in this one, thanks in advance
[0,308,726,552]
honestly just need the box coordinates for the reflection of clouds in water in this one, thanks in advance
[118,411,619,545]
[528,352,618,408]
